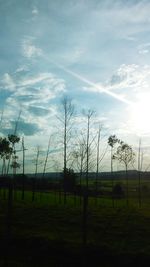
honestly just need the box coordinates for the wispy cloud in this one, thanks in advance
[2,70,66,98]
[1,73,16,91]
[0,67,66,136]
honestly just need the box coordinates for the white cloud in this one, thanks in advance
[32,7,39,15]
[22,38,42,59]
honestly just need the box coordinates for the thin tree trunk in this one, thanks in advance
[22,137,25,200]
[41,136,51,200]
[32,147,39,202]
[95,126,101,205]
[111,147,115,208]
[86,115,90,190]
[63,103,67,205]
[126,165,129,207]
[138,138,142,208]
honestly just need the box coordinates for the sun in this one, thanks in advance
[130,93,150,135]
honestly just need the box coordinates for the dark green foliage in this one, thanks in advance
[0,137,13,158]
[8,134,20,145]
[108,135,118,147]
[10,160,20,169]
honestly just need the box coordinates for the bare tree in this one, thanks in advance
[57,96,75,204]
[42,135,52,179]
[95,124,108,204]
[83,109,95,190]
[72,132,87,204]
[138,138,143,207]
[72,133,86,181]
[32,146,40,202]
[35,146,40,178]
[21,137,28,200]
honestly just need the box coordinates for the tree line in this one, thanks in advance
[0,96,140,205]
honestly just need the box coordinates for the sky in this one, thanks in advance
[1,0,150,173]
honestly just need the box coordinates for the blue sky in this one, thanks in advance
[1,0,150,173]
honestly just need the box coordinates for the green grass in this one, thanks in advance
[1,187,150,266]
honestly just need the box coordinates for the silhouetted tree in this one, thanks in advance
[7,134,20,175]
[95,124,108,204]
[72,132,87,197]
[83,109,95,190]
[21,137,27,200]
[32,146,40,202]
[108,135,119,207]
[58,96,75,204]
[138,138,143,207]
[113,142,135,206]
[0,137,12,176]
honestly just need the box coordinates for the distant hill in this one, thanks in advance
[17,170,150,180]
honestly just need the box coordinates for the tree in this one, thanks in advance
[113,142,135,206]
[83,109,95,190]
[72,133,87,185]
[42,136,52,179]
[32,146,41,202]
[108,135,118,173]
[138,138,143,207]
[58,96,75,204]
[0,137,12,176]
[7,134,20,175]
[108,135,119,207]
[72,133,87,204]
[95,124,108,204]
[21,137,27,200]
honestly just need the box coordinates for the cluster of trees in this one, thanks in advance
[0,96,135,181]
[0,134,20,176]
[0,97,137,199]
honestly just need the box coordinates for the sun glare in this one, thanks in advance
[130,93,150,135]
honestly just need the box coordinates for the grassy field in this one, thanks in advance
[1,186,150,266]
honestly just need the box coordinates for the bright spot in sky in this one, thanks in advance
[130,93,150,135]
